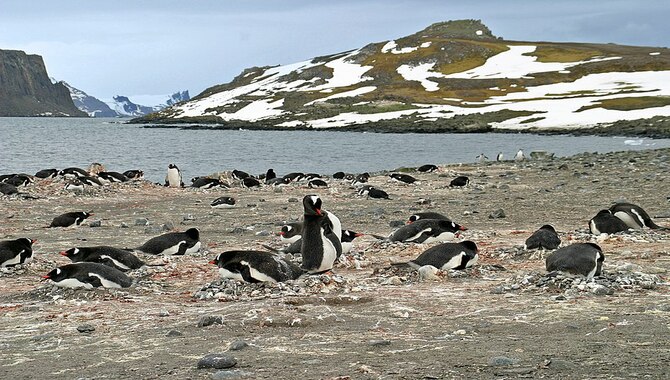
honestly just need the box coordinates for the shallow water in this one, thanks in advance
[2,117,670,182]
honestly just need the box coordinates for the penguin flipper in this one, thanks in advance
[260,244,282,253]
[86,275,104,288]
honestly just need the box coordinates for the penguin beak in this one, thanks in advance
[315,208,322,216]
[208,259,217,265]
[41,275,50,279]
[278,231,285,236]
[31,239,37,244]
[355,233,365,237]
[59,251,68,256]
[459,225,467,231]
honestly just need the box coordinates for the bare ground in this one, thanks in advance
[1,148,669,380]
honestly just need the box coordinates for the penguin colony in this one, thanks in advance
[1,159,667,290]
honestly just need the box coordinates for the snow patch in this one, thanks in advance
[397,62,446,91]
[305,86,376,106]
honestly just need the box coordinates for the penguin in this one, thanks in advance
[279,222,303,243]
[351,173,370,186]
[59,167,89,179]
[449,176,470,188]
[308,179,328,188]
[524,225,561,250]
[417,164,438,173]
[332,171,346,179]
[60,246,145,271]
[135,227,201,255]
[496,152,504,161]
[265,169,277,184]
[50,211,93,227]
[242,177,262,188]
[34,169,58,179]
[211,196,236,208]
[396,240,479,270]
[123,170,144,180]
[476,153,488,162]
[209,250,303,283]
[589,210,631,235]
[407,212,451,224]
[267,177,291,187]
[80,175,103,187]
[358,186,390,200]
[514,149,525,162]
[97,171,129,183]
[305,173,322,181]
[389,219,466,244]
[165,164,184,188]
[282,172,305,183]
[0,238,35,267]
[546,243,604,280]
[4,174,33,187]
[340,230,364,255]
[300,195,342,274]
[232,169,251,180]
[191,177,225,189]
[0,182,19,195]
[609,202,666,230]
[43,262,132,289]
[390,173,418,184]
[64,180,85,192]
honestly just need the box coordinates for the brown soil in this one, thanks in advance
[1,148,669,379]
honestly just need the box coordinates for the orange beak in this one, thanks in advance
[208,259,217,265]
[59,251,68,256]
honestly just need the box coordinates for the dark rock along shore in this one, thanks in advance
[0,147,669,379]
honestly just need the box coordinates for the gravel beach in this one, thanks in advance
[1,147,669,379]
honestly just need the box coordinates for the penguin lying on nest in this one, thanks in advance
[209,250,303,283]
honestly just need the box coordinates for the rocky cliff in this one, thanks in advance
[0,49,86,117]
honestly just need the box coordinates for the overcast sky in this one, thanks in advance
[1,0,668,104]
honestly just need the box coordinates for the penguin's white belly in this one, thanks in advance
[439,253,465,270]
[589,220,601,235]
[101,255,130,270]
[160,241,186,255]
[241,260,278,283]
[405,228,432,242]
[185,241,201,255]
[90,273,123,288]
[54,278,94,289]
[341,242,353,255]
[317,228,338,272]
[167,169,181,187]
[613,211,642,229]
[423,231,455,244]
[218,268,244,281]
[466,254,478,268]
[2,251,23,267]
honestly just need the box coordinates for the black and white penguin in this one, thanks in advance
[358,186,390,200]
[35,168,58,179]
[524,225,561,250]
[0,238,35,267]
[211,196,236,208]
[308,179,328,188]
[332,171,346,179]
[209,250,303,283]
[64,179,85,192]
[242,177,262,188]
[232,169,251,180]
[476,153,488,162]
[60,246,145,271]
[79,175,103,187]
[98,171,129,183]
[340,230,364,255]
[399,240,479,270]
[300,195,342,274]
[546,243,604,280]
[609,202,665,230]
[264,169,277,184]
[165,164,184,188]
[417,164,438,173]
[123,170,144,180]
[59,167,89,179]
[449,176,470,188]
[0,182,19,195]
[279,222,303,243]
[135,227,201,255]
[351,173,370,186]
[589,209,631,235]
[43,262,133,289]
[191,177,225,189]
[389,219,466,244]
[390,173,418,184]
[4,174,33,187]
[282,172,305,183]
[496,152,504,161]
[267,176,291,187]
[407,212,450,224]
[514,149,525,162]
[50,211,93,227]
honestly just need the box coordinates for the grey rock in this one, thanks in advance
[166,330,183,337]
[89,220,101,227]
[183,214,195,221]
[135,218,150,226]
[255,230,270,237]
[488,209,506,219]
[211,370,249,380]
[144,226,163,234]
[228,340,248,351]
[197,353,237,369]
[287,198,299,203]
[77,324,95,334]
[120,222,129,228]
[368,339,392,346]
[198,315,224,327]
[162,222,175,231]
[488,356,518,366]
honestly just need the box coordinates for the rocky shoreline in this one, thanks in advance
[1,147,669,379]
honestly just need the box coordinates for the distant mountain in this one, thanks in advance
[0,49,86,117]
[61,81,118,117]
[133,19,670,132]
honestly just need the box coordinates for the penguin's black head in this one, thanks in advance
[168,164,178,170]
[60,247,79,258]
[460,240,478,253]
[83,211,93,218]
[43,267,67,281]
[303,195,322,216]
[407,215,420,224]
[540,224,556,233]
[209,253,222,266]
[184,228,200,241]
[446,221,467,232]
[341,230,363,242]
[596,209,612,216]
[17,238,35,247]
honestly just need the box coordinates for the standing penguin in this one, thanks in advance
[524,225,561,250]
[496,152,504,161]
[609,202,666,230]
[135,227,201,255]
[165,164,184,188]
[50,211,93,227]
[0,238,35,267]
[546,243,604,280]
[300,195,342,274]
[589,210,630,235]
[209,250,303,283]
[396,240,479,270]
[43,262,133,289]
[514,149,525,162]
[264,169,277,184]
[60,246,145,271]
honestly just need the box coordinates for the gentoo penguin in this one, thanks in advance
[407,212,450,224]
[282,172,305,183]
[524,225,561,250]
[211,196,236,208]
[397,240,479,270]
[417,164,438,173]
[351,173,370,186]
[609,202,666,230]
[191,177,225,189]
[514,149,525,162]
[449,176,470,187]
[358,186,390,199]
[340,230,364,255]
[79,175,103,187]
[589,210,630,235]
[35,168,58,179]
[0,182,19,195]
[209,250,303,283]
[135,227,201,255]
[98,171,129,183]
[476,153,488,162]
[332,171,346,179]
[43,262,132,289]
[4,174,33,187]
[389,219,466,244]
[305,173,322,181]
[64,179,85,192]
[0,238,35,267]
[496,152,504,161]
[546,243,604,280]
[59,167,89,179]
[165,164,184,188]
[300,195,342,274]
[267,176,291,187]
[123,170,144,180]
[242,177,262,188]
[308,179,328,188]
[390,173,418,184]
[50,211,93,227]
[60,246,145,271]
[265,169,277,184]
[232,169,251,180]
[279,222,303,243]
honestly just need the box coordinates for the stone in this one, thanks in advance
[488,356,518,366]
[368,339,392,346]
[166,330,183,337]
[197,315,224,327]
[77,324,95,334]
[89,220,102,227]
[197,353,237,369]
[228,340,248,351]
[488,209,506,219]
[135,218,150,226]
[418,265,441,281]
[389,220,405,228]
[211,370,249,380]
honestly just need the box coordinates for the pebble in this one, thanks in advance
[418,265,441,281]
[197,353,237,369]
[211,370,250,380]
[228,340,248,351]
[488,356,518,366]
[135,218,150,226]
[166,330,183,337]
[89,220,102,227]
[368,339,392,347]
[198,315,224,327]
[488,209,506,219]
[77,324,95,334]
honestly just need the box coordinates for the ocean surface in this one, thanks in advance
[2,117,670,183]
